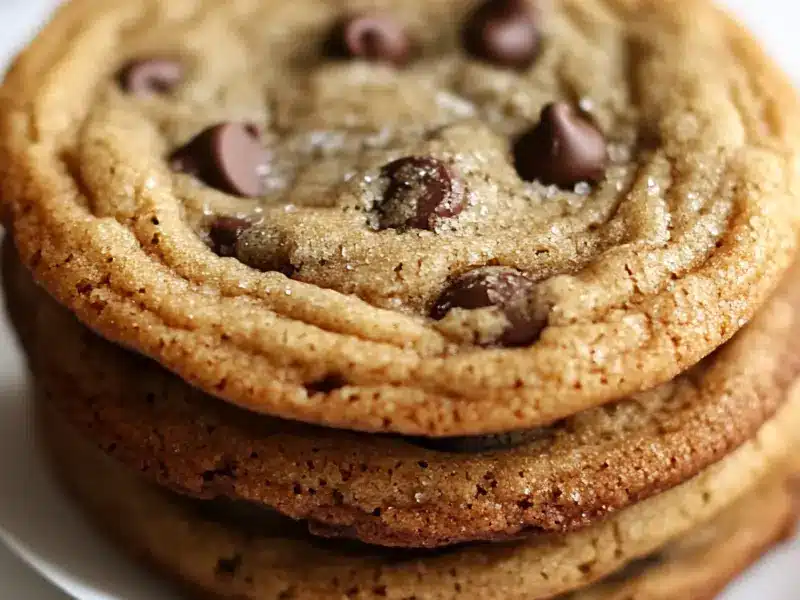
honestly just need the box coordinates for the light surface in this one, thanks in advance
[0,1,798,598]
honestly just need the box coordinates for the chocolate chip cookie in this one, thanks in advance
[559,476,800,600]
[40,396,800,600]
[3,0,800,435]
[7,241,800,547]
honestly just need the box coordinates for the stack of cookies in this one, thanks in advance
[2,0,800,598]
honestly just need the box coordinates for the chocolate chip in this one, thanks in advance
[169,123,269,197]
[431,266,547,346]
[462,0,540,70]
[117,58,183,97]
[208,217,252,257]
[328,14,410,66]
[513,102,608,188]
[375,157,465,230]
[409,428,552,453]
[235,224,297,276]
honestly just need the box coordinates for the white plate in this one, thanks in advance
[1,1,800,598]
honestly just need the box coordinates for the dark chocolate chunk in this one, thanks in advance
[463,0,540,70]
[329,14,410,66]
[514,102,608,188]
[375,157,465,230]
[169,123,269,197]
[432,266,548,346]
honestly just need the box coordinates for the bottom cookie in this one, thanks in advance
[559,481,799,600]
[40,402,798,600]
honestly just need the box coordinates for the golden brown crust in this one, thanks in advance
[40,397,800,600]
[7,241,800,547]
[558,480,800,600]
[2,0,800,435]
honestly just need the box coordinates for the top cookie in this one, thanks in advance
[2,0,799,435]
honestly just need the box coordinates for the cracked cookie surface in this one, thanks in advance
[2,0,800,434]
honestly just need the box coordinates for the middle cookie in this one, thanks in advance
[7,245,800,548]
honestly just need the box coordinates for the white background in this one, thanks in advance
[0,1,798,598]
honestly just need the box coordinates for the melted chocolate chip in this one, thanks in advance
[513,102,608,188]
[463,0,540,70]
[376,157,465,230]
[117,58,183,97]
[432,266,548,346]
[169,123,269,197]
[328,14,410,66]
[208,217,252,257]
[409,427,552,453]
